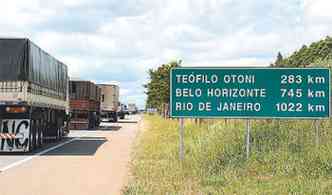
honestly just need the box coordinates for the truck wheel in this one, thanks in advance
[35,121,40,148]
[36,120,44,148]
[35,125,39,148]
[29,125,37,151]
[55,128,59,141]
[41,121,45,145]
[29,123,34,152]
[38,127,44,148]
[29,133,33,152]
[56,128,62,141]
[33,127,37,149]
[59,128,63,140]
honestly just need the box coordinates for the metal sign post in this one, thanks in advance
[315,120,320,147]
[179,118,185,161]
[246,119,251,160]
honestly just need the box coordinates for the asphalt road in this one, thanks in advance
[0,114,142,195]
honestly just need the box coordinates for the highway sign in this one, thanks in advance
[170,67,330,118]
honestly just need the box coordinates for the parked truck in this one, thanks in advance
[98,84,119,122]
[0,38,69,152]
[69,80,101,129]
[117,103,128,119]
[128,103,138,114]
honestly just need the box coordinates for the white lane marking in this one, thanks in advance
[78,138,107,141]
[0,138,79,172]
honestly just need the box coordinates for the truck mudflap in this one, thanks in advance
[0,119,30,152]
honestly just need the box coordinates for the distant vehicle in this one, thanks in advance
[128,103,138,114]
[124,108,130,115]
[147,108,158,115]
[98,84,119,122]
[69,80,101,130]
[117,103,128,120]
[0,38,69,152]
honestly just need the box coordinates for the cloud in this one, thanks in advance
[304,0,332,19]
[0,0,331,108]
[301,0,332,43]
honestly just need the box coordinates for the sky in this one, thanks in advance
[0,0,331,108]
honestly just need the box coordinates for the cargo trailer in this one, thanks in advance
[98,84,119,122]
[128,103,138,114]
[69,80,101,130]
[118,103,128,119]
[0,38,69,152]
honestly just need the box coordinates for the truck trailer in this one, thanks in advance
[98,84,119,122]
[128,103,138,114]
[0,38,69,152]
[69,80,101,130]
[117,103,128,119]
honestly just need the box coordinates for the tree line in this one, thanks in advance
[144,61,179,114]
[273,36,332,67]
[145,35,332,113]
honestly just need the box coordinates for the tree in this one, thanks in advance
[274,52,284,67]
[273,36,332,68]
[144,60,180,114]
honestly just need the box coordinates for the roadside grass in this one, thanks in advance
[123,115,332,195]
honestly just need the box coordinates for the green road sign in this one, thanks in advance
[170,67,331,118]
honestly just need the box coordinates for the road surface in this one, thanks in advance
[0,115,141,195]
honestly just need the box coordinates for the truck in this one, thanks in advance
[0,38,69,152]
[117,103,128,119]
[69,80,101,130]
[128,103,138,114]
[98,84,119,122]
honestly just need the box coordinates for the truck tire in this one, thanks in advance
[38,129,44,148]
[35,121,40,148]
[36,120,40,148]
[56,128,61,141]
[29,123,37,151]
[37,120,44,148]
[29,133,33,152]
[59,127,63,140]
[29,122,34,152]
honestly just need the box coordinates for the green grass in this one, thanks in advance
[123,115,332,195]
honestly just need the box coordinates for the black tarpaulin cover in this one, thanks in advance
[0,38,68,94]
[0,39,28,81]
